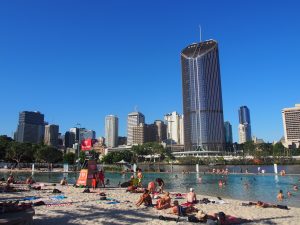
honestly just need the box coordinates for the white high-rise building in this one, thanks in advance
[127,112,145,145]
[282,104,300,148]
[164,111,184,145]
[238,124,250,144]
[105,115,118,148]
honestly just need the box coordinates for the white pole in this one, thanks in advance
[196,164,199,173]
[274,163,278,174]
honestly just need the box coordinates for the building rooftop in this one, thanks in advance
[181,40,217,58]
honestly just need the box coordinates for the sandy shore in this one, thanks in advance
[1,183,300,225]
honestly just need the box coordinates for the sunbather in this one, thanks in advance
[187,188,197,203]
[136,189,152,207]
[155,192,171,210]
[170,200,198,216]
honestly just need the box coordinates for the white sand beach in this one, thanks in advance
[1,183,300,225]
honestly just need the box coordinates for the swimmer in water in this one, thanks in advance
[277,190,284,201]
[287,191,292,197]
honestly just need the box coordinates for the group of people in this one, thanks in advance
[277,184,298,201]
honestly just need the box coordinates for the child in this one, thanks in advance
[92,174,97,190]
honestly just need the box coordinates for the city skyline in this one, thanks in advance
[0,1,300,143]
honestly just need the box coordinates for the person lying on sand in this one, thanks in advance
[136,189,152,207]
[242,201,289,209]
[206,211,252,225]
[170,200,198,216]
[155,192,171,210]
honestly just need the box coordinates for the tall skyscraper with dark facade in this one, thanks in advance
[224,121,233,144]
[238,106,251,143]
[15,111,45,144]
[181,40,225,151]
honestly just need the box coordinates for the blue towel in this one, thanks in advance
[50,195,66,200]
[23,196,39,201]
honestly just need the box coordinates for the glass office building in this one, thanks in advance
[181,40,225,151]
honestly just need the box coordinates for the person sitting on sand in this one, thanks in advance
[60,177,68,186]
[136,189,152,207]
[7,174,14,185]
[155,192,171,210]
[171,200,198,216]
[277,190,284,201]
[148,181,156,194]
[155,178,165,193]
[187,188,197,204]
[26,176,35,185]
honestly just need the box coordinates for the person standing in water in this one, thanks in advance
[137,169,143,187]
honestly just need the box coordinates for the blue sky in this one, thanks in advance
[0,0,299,142]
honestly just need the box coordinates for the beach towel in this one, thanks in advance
[23,196,40,201]
[50,195,66,200]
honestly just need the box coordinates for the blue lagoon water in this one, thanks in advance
[1,171,300,207]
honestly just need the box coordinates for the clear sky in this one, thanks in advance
[0,0,299,142]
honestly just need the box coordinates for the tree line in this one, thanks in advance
[0,135,77,167]
[101,142,174,164]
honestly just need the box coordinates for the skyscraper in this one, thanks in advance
[44,124,59,147]
[105,115,118,147]
[164,112,184,144]
[224,121,233,144]
[127,112,145,145]
[181,40,225,151]
[64,131,75,148]
[15,111,45,144]
[282,104,300,148]
[154,120,167,143]
[238,106,251,143]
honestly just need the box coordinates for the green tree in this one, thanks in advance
[35,146,63,163]
[63,152,76,164]
[0,135,13,160]
[6,142,33,168]
[243,141,255,156]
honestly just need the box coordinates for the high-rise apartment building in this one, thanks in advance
[164,112,184,145]
[15,111,45,144]
[181,40,225,151]
[127,112,145,145]
[238,106,251,143]
[282,104,300,148]
[224,121,233,144]
[44,124,59,147]
[154,120,167,143]
[105,115,118,147]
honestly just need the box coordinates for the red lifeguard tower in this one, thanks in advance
[76,139,99,187]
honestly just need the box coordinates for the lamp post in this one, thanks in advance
[75,123,81,171]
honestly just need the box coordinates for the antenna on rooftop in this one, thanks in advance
[199,25,202,43]
[134,105,138,112]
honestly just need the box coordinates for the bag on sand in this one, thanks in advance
[83,188,90,193]
[53,189,62,193]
